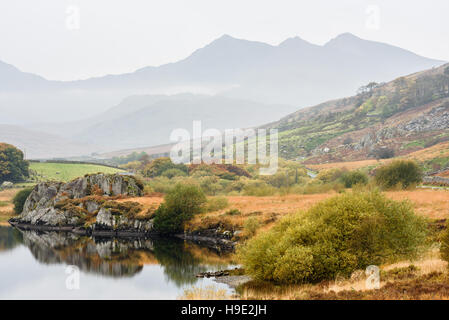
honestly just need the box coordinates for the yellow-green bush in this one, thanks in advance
[238,191,427,284]
[244,217,260,237]
[205,196,229,212]
[316,168,346,183]
[242,180,276,196]
[153,183,207,234]
[440,222,449,263]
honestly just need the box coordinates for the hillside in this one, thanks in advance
[0,33,444,124]
[265,63,449,164]
[0,125,97,159]
[30,94,296,152]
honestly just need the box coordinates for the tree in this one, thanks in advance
[357,82,378,95]
[340,171,368,188]
[153,183,206,234]
[0,143,29,183]
[375,160,423,189]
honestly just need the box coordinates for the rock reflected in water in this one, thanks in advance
[13,228,234,285]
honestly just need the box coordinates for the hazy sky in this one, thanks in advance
[0,0,448,81]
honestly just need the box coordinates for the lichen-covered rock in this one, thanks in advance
[10,173,153,235]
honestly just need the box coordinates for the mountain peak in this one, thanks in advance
[279,36,305,45]
[211,34,240,44]
[325,32,363,46]
[278,36,318,50]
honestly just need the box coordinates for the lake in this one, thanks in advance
[0,226,235,299]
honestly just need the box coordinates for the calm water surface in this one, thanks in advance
[0,226,235,299]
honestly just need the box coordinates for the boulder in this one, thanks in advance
[10,173,153,235]
[0,181,13,189]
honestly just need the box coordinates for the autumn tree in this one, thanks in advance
[0,143,29,183]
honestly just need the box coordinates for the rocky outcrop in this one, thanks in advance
[423,176,449,186]
[9,173,154,236]
[353,105,449,151]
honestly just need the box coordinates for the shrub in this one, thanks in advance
[198,176,223,195]
[143,157,188,178]
[340,171,368,188]
[153,183,206,234]
[161,168,187,179]
[238,191,427,284]
[242,180,276,196]
[372,147,395,159]
[263,171,293,188]
[316,168,345,183]
[205,196,229,212]
[225,208,241,216]
[439,220,449,263]
[12,187,33,214]
[147,176,173,193]
[291,181,336,195]
[143,185,154,194]
[244,217,260,238]
[375,160,423,189]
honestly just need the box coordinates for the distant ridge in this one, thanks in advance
[0,33,445,124]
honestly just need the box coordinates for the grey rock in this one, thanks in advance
[0,181,13,189]
[13,173,152,234]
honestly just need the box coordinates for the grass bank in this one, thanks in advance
[29,162,124,182]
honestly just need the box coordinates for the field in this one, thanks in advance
[0,188,17,226]
[123,188,449,237]
[29,162,124,182]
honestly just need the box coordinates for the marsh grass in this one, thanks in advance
[179,285,234,300]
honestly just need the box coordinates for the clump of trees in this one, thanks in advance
[238,191,427,284]
[143,157,189,178]
[110,151,149,166]
[153,183,206,234]
[0,143,29,183]
[374,160,422,189]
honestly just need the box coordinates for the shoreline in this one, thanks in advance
[8,219,236,250]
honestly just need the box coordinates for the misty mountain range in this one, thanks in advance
[0,33,445,158]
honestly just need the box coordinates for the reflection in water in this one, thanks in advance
[0,226,23,252]
[3,227,234,287]
[154,240,207,286]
